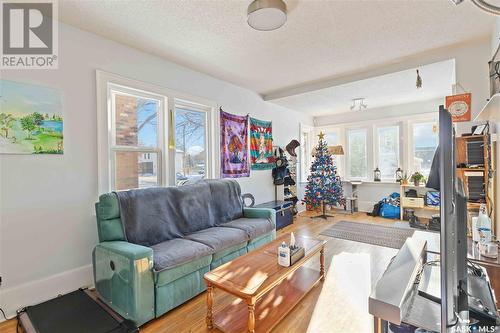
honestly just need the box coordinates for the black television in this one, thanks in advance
[436,105,469,330]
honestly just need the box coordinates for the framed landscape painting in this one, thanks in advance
[0,80,63,154]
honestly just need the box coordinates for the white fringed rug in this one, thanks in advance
[320,221,415,249]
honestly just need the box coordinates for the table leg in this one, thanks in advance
[206,283,214,329]
[247,301,255,333]
[320,246,325,281]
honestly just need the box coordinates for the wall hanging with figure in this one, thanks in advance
[0,80,63,154]
[220,109,249,178]
[250,117,274,170]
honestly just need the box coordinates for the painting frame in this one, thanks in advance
[0,80,64,155]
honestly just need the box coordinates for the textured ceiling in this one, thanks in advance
[59,0,495,95]
[271,59,455,116]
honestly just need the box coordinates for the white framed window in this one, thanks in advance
[97,71,216,193]
[108,84,165,190]
[346,128,368,180]
[322,127,344,177]
[299,123,314,183]
[375,125,400,180]
[410,121,439,177]
[324,131,339,146]
[174,99,211,185]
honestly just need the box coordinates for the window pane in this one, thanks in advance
[412,123,438,177]
[300,131,311,182]
[115,151,159,190]
[175,107,207,185]
[325,132,338,145]
[347,129,367,179]
[377,126,399,179]
[114,93,159,147]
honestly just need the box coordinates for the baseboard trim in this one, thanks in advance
[0,264,94,321]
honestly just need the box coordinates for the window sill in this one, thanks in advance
[342,180,400,185]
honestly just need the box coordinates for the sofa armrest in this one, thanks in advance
[92,241,155,326]
[98,241,153,260]
[243,207,276,228]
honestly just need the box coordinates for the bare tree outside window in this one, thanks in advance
[175,107,206,184]
[347,129,367,179]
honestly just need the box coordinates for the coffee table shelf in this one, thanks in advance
[213,266,322,333]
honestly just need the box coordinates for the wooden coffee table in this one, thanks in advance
[204,233,326,333]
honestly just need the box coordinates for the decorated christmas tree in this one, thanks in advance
[304,132,345,217]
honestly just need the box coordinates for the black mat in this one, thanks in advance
[24,289,137,333]
[320,221,415,249]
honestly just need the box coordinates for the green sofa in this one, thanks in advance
[92,179,276,326]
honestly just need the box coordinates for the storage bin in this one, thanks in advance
[401,197,424,208]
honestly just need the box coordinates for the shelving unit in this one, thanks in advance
[455,134,495,234]
[399,184,440,222]
[283,152,298,215]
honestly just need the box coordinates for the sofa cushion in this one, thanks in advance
[151,238,213,272]
[205,179,243,223]
[154,256,212,287]
[185,227,248,253]
[219,217,274,240]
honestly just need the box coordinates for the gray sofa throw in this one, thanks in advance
[206,179,243,223]
[115,179,244,247]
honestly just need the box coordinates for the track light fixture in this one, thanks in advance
[350,98,367,111]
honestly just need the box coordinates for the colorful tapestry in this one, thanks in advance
[250,117,274,170]
[220,110,249,178]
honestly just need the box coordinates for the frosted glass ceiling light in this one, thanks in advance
[248,0,287,31]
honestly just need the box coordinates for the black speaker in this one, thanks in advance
[467,140,484,166]
[467,176,484,202]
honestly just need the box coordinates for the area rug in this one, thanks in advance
[320,221,415,249]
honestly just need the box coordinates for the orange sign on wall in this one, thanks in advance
[445,93,471,122]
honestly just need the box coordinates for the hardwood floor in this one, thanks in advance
[0,211,398,333]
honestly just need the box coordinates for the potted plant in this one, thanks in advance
[410,172,425,186]
[400,172,409,185]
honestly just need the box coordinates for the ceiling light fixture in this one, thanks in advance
[247,0,287,31]
[450,0,500,16]
[350,98,367,111]
[416,69,422,89]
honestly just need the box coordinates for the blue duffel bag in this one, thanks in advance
[379,203,400,219]
[379,192,401,219]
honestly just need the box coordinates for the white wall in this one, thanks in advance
[0,23,313,318]
[343,182,401,213]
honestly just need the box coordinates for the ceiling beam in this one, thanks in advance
[261,39,488,101]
